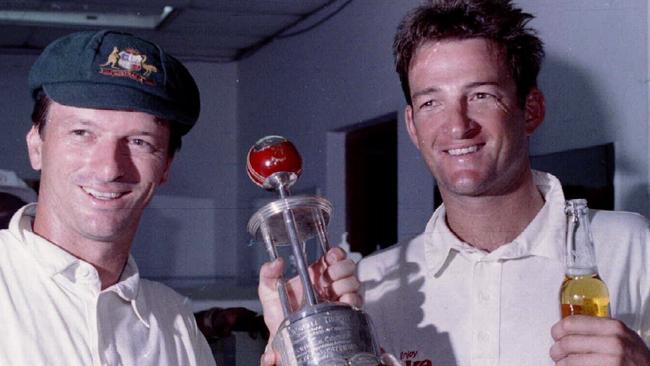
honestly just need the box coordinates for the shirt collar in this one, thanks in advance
[9,203,151,327]
[500,170,567,262]
[12,204,81,278]
[424,205,458,276]
[107,256,151,328]
[424,170,567,275]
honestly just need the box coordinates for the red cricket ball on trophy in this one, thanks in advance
[246,135,303,189]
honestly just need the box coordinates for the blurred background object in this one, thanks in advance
[0,169,37,229]
[194,307,268,365]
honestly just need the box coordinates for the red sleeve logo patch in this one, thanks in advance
[401,350,433,366]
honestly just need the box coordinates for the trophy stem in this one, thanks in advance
[271,173,319,307]
[281,207,319,306]
[313,208,331,255]
[261,223,292,317]
[276,279,292,317]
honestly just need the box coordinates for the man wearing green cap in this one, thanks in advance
[0,30,215,365]
[0,29,359,366]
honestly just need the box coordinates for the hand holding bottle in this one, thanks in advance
[550,315,650,365]
[551,199,650,365]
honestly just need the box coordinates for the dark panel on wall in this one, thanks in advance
[531,143,614,210]
[345,115,397,256]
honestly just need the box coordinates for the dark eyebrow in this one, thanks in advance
[411,86,441,100]
[411,81,502,100]
[129,130,157,136]
[59,119,97,130]
[466,81,500,89]
[127,127,171,142]
[70,120,94,126]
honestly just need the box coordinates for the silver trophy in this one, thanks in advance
[247,136,399,366]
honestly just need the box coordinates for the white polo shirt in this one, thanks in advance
[359,171,650,366]
[0,204,216,366]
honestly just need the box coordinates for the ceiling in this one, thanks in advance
[0,0,351,62]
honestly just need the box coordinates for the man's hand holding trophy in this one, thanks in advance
[248,136,400,366]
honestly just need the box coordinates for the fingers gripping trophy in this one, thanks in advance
[247,136,400,366]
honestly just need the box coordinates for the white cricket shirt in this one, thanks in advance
[0,204,216,366]
[359,171,650,366]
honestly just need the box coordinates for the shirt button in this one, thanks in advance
[80,267,93,278]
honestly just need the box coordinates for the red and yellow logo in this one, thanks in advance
[401,350,433,366]
[99,46,158,84]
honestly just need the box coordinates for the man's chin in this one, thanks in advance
[440,174,487,195]
[80,217,136,242]
[81,230,130,244]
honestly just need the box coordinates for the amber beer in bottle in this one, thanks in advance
[560,199,610,318]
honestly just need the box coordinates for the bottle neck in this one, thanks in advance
[565,203,599,276]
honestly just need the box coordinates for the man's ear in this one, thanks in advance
[524,88,545,136]
[159,156,174,185]
[405,105,421,150]
[26,126,43,171]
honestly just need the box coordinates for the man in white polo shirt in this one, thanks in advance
[1,29,359,366]
[0,29,217,366]
[357,1,650,366]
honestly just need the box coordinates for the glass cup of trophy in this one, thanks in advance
[247,136,399,366]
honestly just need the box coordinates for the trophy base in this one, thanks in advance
[273,303,381,366]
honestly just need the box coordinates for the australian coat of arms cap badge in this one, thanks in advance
[99,46,158,84]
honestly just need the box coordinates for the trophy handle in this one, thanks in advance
[278,195,319,307]
[312,206,331,256]
[260,222,292,317]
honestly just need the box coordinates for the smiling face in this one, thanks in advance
[405,38,544,200]
[27,101,173,246]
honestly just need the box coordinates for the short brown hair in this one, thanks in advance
[31,90,183,157]
[394,0,544,106]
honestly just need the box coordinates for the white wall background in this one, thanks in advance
[526,0,649,216]
[0,0,647,290]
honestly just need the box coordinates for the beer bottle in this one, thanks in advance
[560,199,610,318]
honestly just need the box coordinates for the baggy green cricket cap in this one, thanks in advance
[28,30,200,135]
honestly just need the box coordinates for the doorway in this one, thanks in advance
[328,113,398,256]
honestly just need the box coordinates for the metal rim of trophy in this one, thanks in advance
[247,195,332,246]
